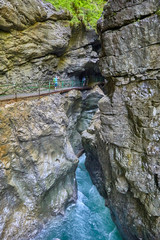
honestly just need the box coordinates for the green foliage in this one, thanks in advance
[44,0,106,29]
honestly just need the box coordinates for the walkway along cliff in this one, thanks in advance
[0,0,101,95]
[0,86,104,240]
[0,1,104,239]
[0,0,160,240]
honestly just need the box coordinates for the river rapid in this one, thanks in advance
[34,154,122,240]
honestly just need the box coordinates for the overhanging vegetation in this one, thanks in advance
[45,0,106,29]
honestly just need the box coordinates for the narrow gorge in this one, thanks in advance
[0,0,160,240]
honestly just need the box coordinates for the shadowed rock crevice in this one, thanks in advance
[1,0,160,240]
[85,153,107,198]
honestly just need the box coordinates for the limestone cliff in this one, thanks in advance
[83,0,160,239]
[0,0,105,238]
[0,0,101,95]
[66,86,105,154]
[0,94,78,240]
[0,86,103,240]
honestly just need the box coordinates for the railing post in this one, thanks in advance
[38,81,40,99]
[15,83,17,101]
[49,81,50,95]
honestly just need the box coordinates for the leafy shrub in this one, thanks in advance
[44,0,106,29]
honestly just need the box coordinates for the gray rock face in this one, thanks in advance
[0,0,101,95]
[0,86,104,239]
[0,0,72,93]
[0,0,71,32]
[57,25,100,81]
[65,86,105,154]
[0,94,79,240]
[0,0,104,238]
[98,0,159,33]
[83,0,160,239]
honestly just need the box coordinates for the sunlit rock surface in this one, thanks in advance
[0,0,100,94]
[0,94,79,240]
[0,86,104,239]
[83,0,160,239]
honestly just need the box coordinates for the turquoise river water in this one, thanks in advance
[34,154,122,240]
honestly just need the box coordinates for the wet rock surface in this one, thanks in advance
[66,86,105,154]
[83,0,160,239]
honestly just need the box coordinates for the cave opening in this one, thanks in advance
[68,67,104,87]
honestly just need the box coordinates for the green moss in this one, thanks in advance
[141,164,145,172]
[44,0,106,29]
[156,9,160,17]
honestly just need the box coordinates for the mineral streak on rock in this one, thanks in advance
[0,0,101,95]
[0,94,79,240]
[0,86,104,240]
[83,0,160,239]
[0,0,104,238]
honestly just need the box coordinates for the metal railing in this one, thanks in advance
[0,78,104,101]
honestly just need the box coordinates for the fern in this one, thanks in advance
[44,0,106,29]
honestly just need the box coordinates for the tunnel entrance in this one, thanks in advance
[68,68,104,88]
[79,69,104,86]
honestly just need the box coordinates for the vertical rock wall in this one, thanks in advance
[83,0,160,239]
[0,0,105,238]
[0,86,104,240]
[65,86,105,154]
[0,94,79,239]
